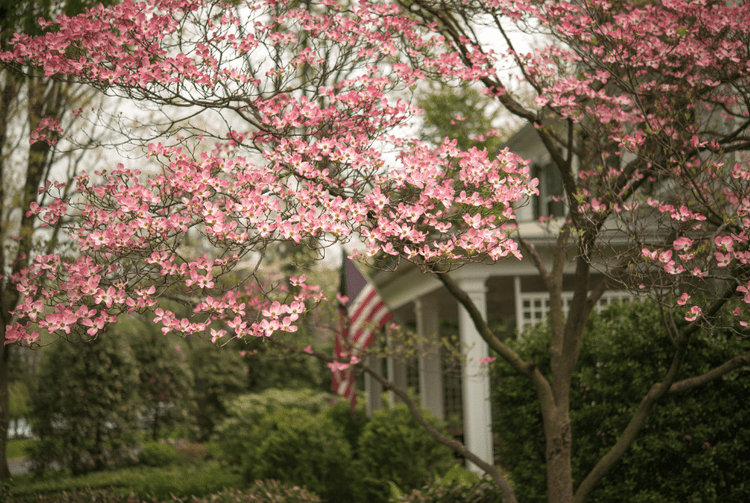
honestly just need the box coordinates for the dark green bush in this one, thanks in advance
[492,299,750,503]
[322,398,369,458]
[248,408,356,502]
[129,324,195,442]
[215,391,455,502]
[29,334,140,475]
[138,441,182,467]
[189,343,247,441]
[358,404,455,503]
[215,388,332,468]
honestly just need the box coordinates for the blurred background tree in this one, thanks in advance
[416,82,519,155]
[29,333,141,475]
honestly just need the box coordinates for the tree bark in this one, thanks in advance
[0,74,63,479]
[0,70,20,482]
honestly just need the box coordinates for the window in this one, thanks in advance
[518,291,635,331]
[533,162,566,219]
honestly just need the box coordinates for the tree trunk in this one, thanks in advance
[0,327,12,480]
[545,413,574,503]
[0,70,20,482]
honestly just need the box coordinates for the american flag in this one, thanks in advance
[332,254,392,407]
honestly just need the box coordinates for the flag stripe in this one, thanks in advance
[351,302,391,349]
[333,254,392,408]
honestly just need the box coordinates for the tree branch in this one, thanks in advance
[360,363,518,503]
[574,285,738,502]
[669,354,750,393]
[433,271,535,377]
[518,237,551,286]
[272,340,518,503]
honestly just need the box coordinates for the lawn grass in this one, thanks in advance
[10,460,244,501]
[7,438,36,460]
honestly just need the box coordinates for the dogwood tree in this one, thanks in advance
[3,0,750,502]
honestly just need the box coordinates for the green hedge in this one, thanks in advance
[215,389,332,468]
[390,465,502,503]
[10,480,320,503]
[138,442,182,467]
[248,408,356,502]
[492,299,750,503]
[10,461,241,501]
[358,404,455,503]
[216,391,456,503]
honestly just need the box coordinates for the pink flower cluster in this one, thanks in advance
[3,0,535,345]
[5,0,750,344]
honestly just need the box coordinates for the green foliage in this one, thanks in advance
[138,442,181,467]
[6,439,35,460]
[216,391,456,502]
[29,334,141,475]
[10,479,320,503]
[189,341,246,441]
[390,480,503,503]
[126,317,195,441]
[10,460,241,501]
[417,82,509,154]
[244,339,330,392]
[358,404,455,503]
[9,380,29,419]
[215,388,332,467]
[492,299,750,503]
[321,397,369,458]
[437,464,481,486]
[249,408,356,502]
[9,380,31,438]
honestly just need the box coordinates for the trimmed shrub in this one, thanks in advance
[492,299,750,503]
[322,397,369,458]
[189,343,247,441]
[358,404,455,503]
[215,388,332,468]
[248,408,356,502]
[10,461,242,501]
[138,442,181,467]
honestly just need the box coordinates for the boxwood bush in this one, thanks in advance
[358,404,455,503]
[138,441,182,467]
[492,298,750,503]
[245,408,356,502]
[216,390,456,503]
[215,388,332,468]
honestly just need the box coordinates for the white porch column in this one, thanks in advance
[514,275,524,335]
[415,297,444,420]
[387,336,408,406]
[365,354,383,417]
[457,276,493,472]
